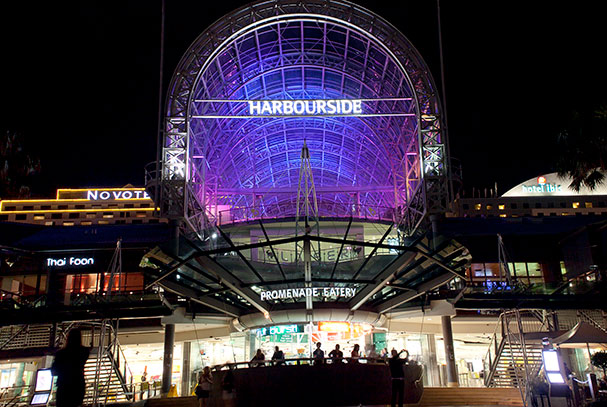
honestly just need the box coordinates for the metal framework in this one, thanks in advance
[156,0,450,237]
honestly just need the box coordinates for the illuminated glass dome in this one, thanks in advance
[162,0,447,229]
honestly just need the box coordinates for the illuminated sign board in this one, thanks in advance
[542,349,565,384]
[46,257,94,268]
[56,188,150,201]
[192,98,415,119]
[248,99,362,116]
[260,287,356,301]
[521,176,562,194]
[256,324,302,336]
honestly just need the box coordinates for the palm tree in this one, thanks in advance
[0,131,41,199]
[555,104,607,191]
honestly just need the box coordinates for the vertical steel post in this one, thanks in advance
[161,324,175,395]
[441,316,459,387]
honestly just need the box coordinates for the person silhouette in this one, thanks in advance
[51,329,90,407]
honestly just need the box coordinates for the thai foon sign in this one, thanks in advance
[260,287,357,301]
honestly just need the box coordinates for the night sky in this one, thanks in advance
[1,1,606,198]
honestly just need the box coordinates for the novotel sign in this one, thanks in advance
[260,287,357,301]
[248,99,362,116]
[57,188,151,201]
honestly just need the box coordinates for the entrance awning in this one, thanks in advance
[553,322,607,348]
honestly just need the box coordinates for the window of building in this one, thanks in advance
[499,214,507,218]
[572,202,580,209]
[51,213,62,219]
[585,202,593,208]
[41,205,51,210]
[75,204,85,209]
[0,214,8,221]
[16,214,27,221]
[34,214,45,220]
[45,221,54,226]
[4,206,15,211]
[132,219,143,224]
[86,213,96,219]
[560,202,566,208]
[69,213,79,219]
[535,202,542,208]
[486,205,493,210]
[547,202,554,208]
[527,263,542,277]
[463,204,469,210]
[63,222,74,226]
[58,205,68,210]
[81,221,92,226]
[103,213,114,218]
[498,204,505,210]
[561,212,569,216]
[511,203,517,209]
[523,203,529,209]
[474,204,481,210]
[23,205,33,210]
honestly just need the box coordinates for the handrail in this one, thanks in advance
[211,356,394,371]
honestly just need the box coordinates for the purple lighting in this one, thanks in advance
[163,1,447,230]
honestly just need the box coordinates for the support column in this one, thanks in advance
[441,315,459,387]
[161,323,175,395]
[181,341,191,397]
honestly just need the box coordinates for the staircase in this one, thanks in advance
[483,310,551,389]
[83,346,133,404]
[487,338,543,388]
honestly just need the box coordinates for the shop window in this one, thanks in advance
[585,202,593,208]
[572,202,580,209]
[16,214,27,220]
[527,264,542,277]
[513,263,527,278]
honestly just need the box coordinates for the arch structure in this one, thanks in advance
[158,0,450,237]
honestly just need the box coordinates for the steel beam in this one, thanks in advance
[349,251,417,311]
[159,279,242,317]
[376,273,455,313]
[195,256,269,315]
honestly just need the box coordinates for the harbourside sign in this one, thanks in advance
[248,99,363,116]
[260,287,357,301]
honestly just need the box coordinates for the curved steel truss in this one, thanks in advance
[157,0,450,236]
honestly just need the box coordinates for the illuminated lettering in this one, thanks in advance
[47,257,94,268]
[260,286,356,301]
[247,99,364,116]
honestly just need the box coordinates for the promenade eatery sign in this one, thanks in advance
[260,287,357,301]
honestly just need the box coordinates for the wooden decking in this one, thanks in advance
[412,387,524,407]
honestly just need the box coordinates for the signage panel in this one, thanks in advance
[260,286,356,301]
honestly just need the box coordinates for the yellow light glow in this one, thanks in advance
[572,202,580,209]
[0,208,158,214]
[498,204,505,210]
